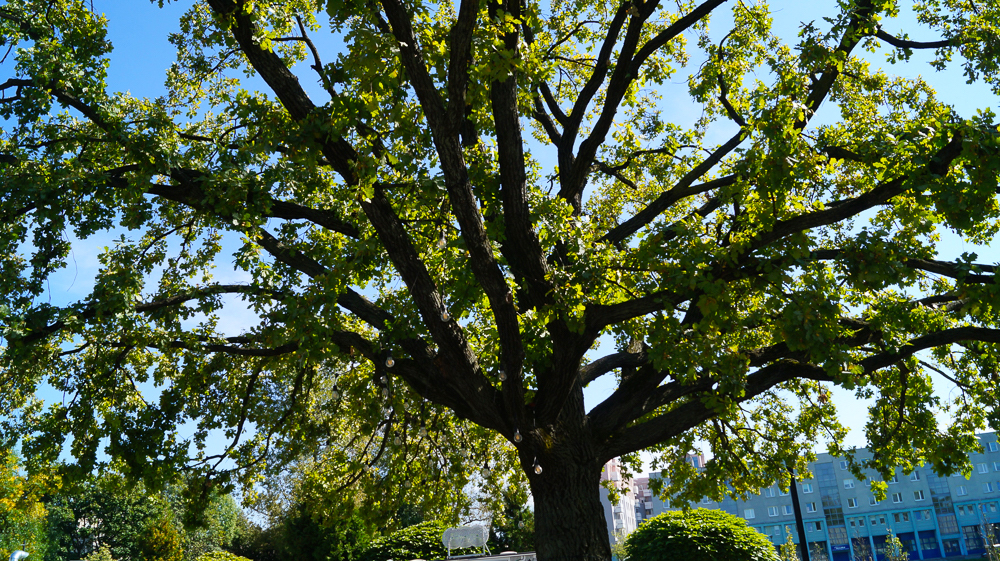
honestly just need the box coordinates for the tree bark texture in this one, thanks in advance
[528,444,611,561]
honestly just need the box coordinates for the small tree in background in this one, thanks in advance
[44,474,163,561]
[778,527,799,561]
[137,515,184,561]
[487,487,534,553]
[0,451,52,561]
[885,530,909,561]
[851,526,874,561]
[278,501,372,561]
[82,545,115,561]
[226,520,280,561]
[609,529,629,561]
[977,505,1000,561]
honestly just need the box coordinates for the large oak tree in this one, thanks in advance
[2,0,1000,559]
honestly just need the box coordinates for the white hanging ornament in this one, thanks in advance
[498,368,506,381]
[441,311,450,321]
[419,427,428,437]
[385,356,395,368]
[513,429,522,443]
[533,459,543,475]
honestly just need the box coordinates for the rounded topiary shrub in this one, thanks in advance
[623,508,779,561]
[360,521,477,561]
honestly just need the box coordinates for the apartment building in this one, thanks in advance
[599,458,638,547]
[638,433,1000,561]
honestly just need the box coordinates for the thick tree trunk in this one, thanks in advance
[529,452,611,561]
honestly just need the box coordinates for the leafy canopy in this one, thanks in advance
[0,0,999,555]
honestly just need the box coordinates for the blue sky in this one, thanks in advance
[34,0,1000,469]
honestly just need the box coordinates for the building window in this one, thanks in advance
[806,502,817,513]
[986,482,995,493]
[989,502,999,513]
[910,470,920,481]
[813,521,822,531]
[783,505,793,515]
[858,517,865,526]
[914,490,926,501]
[802,483,813,493]
[869,496,880,506]
[763,487,776,497]
[892,492,903,503]
[779,488,789,496]
[768,506,779,517]
[990,442,999,452]
[963,525,985,551]
[893,512,910,523]
[889,474,899,484]
[745,509,755,519]
[994,462,1000,471]
[847,498,858,508]
[940,514,960,535]
[701,497,712,504]
[943,539,961,554]
[958,485,969,496]
[844,479,855,489]
[840,461,849,469]
[980,463,989,474]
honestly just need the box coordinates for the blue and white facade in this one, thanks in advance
[633,433,1000,561]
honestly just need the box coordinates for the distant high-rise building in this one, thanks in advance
[633,432,1000,560]
[600,458,638,546]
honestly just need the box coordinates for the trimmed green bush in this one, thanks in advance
[623,508,779,561]
[360,521,477,561]
[195,552,253,561]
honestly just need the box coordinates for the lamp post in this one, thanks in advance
[788,469,810,561]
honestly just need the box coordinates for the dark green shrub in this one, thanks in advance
[623,508,778,561]
[279,502,372,561]
[195,552,254,561]
[360,521,477,561]
[137,516,184,561]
